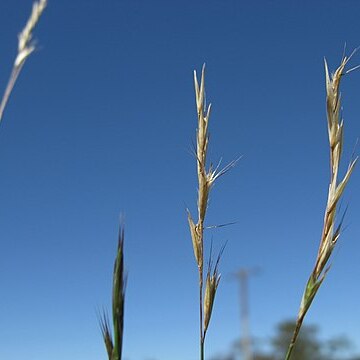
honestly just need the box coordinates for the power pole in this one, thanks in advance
[231,268,260,360]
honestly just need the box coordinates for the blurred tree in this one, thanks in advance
[253,354,276,360]
[272,321,323,360]
[324,335,356,360]
[209,354,236,360]
[211,320,357,360]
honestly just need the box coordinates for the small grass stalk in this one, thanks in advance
[187,65,237,360]
[285,54,358,359]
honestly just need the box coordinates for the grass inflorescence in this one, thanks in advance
[187,64,237,360]
[100,224,126,360]
[285,53,358,359]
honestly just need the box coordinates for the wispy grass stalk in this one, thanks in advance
[187,65,237,360]
[100,224,126,360]
[0,0,47,123]
[285,54,358,359]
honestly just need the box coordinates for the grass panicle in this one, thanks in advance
[100,223,126,360]
[285,53,358,360]
[0,0,47,123]
[187,64,236,360]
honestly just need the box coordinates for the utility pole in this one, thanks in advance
[231,268,260,360]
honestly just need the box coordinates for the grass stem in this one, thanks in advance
[199,268,204,360]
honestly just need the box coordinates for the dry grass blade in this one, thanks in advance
[285,54,358,359]
[0,0,47,123]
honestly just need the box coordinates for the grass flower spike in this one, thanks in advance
[188,64,236,360]
[0,0,47,123]
[100,224,126,360]
[285,54,358,359]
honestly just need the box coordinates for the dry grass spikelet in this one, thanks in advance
[203,243,225,335]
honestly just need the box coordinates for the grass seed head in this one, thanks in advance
[190,65,236,359]
[16,0,47,67]
[286,53,358,360]
[314,56,358,279]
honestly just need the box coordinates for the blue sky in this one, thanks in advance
[1,1,360,359]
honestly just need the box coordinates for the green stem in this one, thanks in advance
[285,316,304,360]
[200,338,204,360]
[285,342,294,360]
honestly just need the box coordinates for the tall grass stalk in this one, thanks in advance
[100,224,126,360]
[0,0,47,123]
[285,54,358,359]
[187,65,237,360]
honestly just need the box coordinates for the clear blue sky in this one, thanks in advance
[1,1,360,359]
